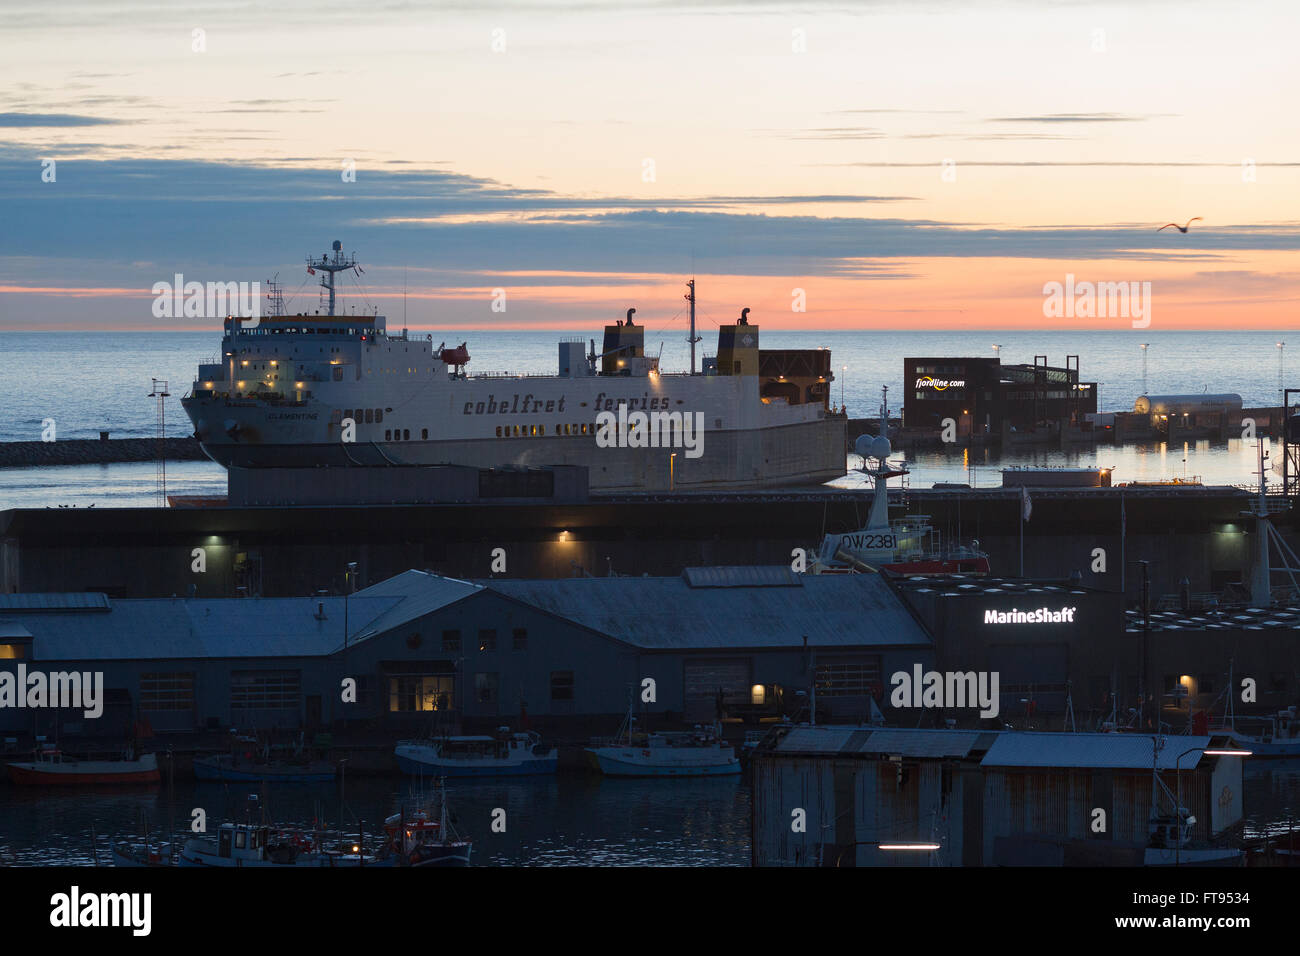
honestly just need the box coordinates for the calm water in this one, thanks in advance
[0,329,1294,506]
[1,762,1296,865]
[0,774,750,867]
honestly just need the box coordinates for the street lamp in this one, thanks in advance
[834,840,941,866]
[669,452,677,492]
[841,364,847,410]
[1173,746,1251,866]
[1278,342,1286,405]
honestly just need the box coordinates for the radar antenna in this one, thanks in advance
[306,239,358,315]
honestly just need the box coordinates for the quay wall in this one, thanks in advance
[0,438,206,468]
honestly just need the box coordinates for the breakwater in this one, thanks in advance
[0,437,207,468]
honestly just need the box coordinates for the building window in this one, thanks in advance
[813,660,882,697]
[550,671,574,701]
[478,628,496,652]
[140,672,195,711]
[442,629,462,652]
[476,672,499,705]
[231,670,301,715]
[388,674,455,712]
[512,627,528,650]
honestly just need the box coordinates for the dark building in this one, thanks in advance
[903,355,1097,438]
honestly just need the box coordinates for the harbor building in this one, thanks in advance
[751,726,1244,866]
[0,568,932,744]
[902,355,1097,440]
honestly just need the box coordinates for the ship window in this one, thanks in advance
[496,426,502,438]
[235,830,247,850]
[365,408,374,424]
[580,424,587,435]
[403,429,410,441]
[375,409,383,423]
[385,429,391,441]
[538,425,545,436]
[422,429,428,440]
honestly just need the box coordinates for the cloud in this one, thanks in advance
[0,113,125,127]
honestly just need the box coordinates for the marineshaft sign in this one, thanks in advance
[983,606,1077,625]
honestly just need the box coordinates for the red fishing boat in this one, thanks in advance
[6,745,160,786]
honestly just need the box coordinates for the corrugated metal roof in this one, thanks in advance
[485,572,931,650]
[682,566,802,588]
[0,593,110,612]
[981,733,1213,770]
[773,726,990,757]
[8,571,480,661]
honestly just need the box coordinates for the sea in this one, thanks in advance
[0,329,1295,508]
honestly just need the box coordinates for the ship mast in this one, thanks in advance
[685,279,701,374]
[307,239,358,316]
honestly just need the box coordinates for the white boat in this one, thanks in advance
[1144,809,1244,867]
[585,704,740,777]
[179,243,845,493]
[395,728,557,778]
[178,822,384,868]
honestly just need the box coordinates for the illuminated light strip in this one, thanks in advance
[1203,749,1252,756]
[877,843,941,851]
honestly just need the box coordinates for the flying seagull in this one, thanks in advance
[1158,217,1202,233]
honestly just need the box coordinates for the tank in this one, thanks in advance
[1133,394,1242,416]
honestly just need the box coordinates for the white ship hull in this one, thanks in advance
[186,373,844,492]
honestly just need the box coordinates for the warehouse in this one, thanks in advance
[0,567,933,744]
[751,725,1244,866]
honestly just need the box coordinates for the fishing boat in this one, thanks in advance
[193,753,336,783]
[1144,809,1244,867]
[179,822,385,868]
[812,433,989,576]
[7,745,160,786]
[585,704,741,777]
[395,727,556,778]
[1208,662,1300,756]
[382,785,472,867]
[111,842,176,868]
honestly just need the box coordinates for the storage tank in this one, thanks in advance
[1133,394,1242,417]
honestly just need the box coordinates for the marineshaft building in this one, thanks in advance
[4,565,1298,745]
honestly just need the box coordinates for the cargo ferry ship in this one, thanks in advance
[181,242,846,493]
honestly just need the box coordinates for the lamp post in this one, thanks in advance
[343,561,358,653]
[669,452,677,492]
[1140,343,1149,396]
[840,365,847,410]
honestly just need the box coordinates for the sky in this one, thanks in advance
[0,0,1297,334]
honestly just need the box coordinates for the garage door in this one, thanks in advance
[684,658,751,722]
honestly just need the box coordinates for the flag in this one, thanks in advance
[1020,486,1032,522]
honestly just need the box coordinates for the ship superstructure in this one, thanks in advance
[181,241,846,493]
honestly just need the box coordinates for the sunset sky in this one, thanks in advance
[0,0,1297,334]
